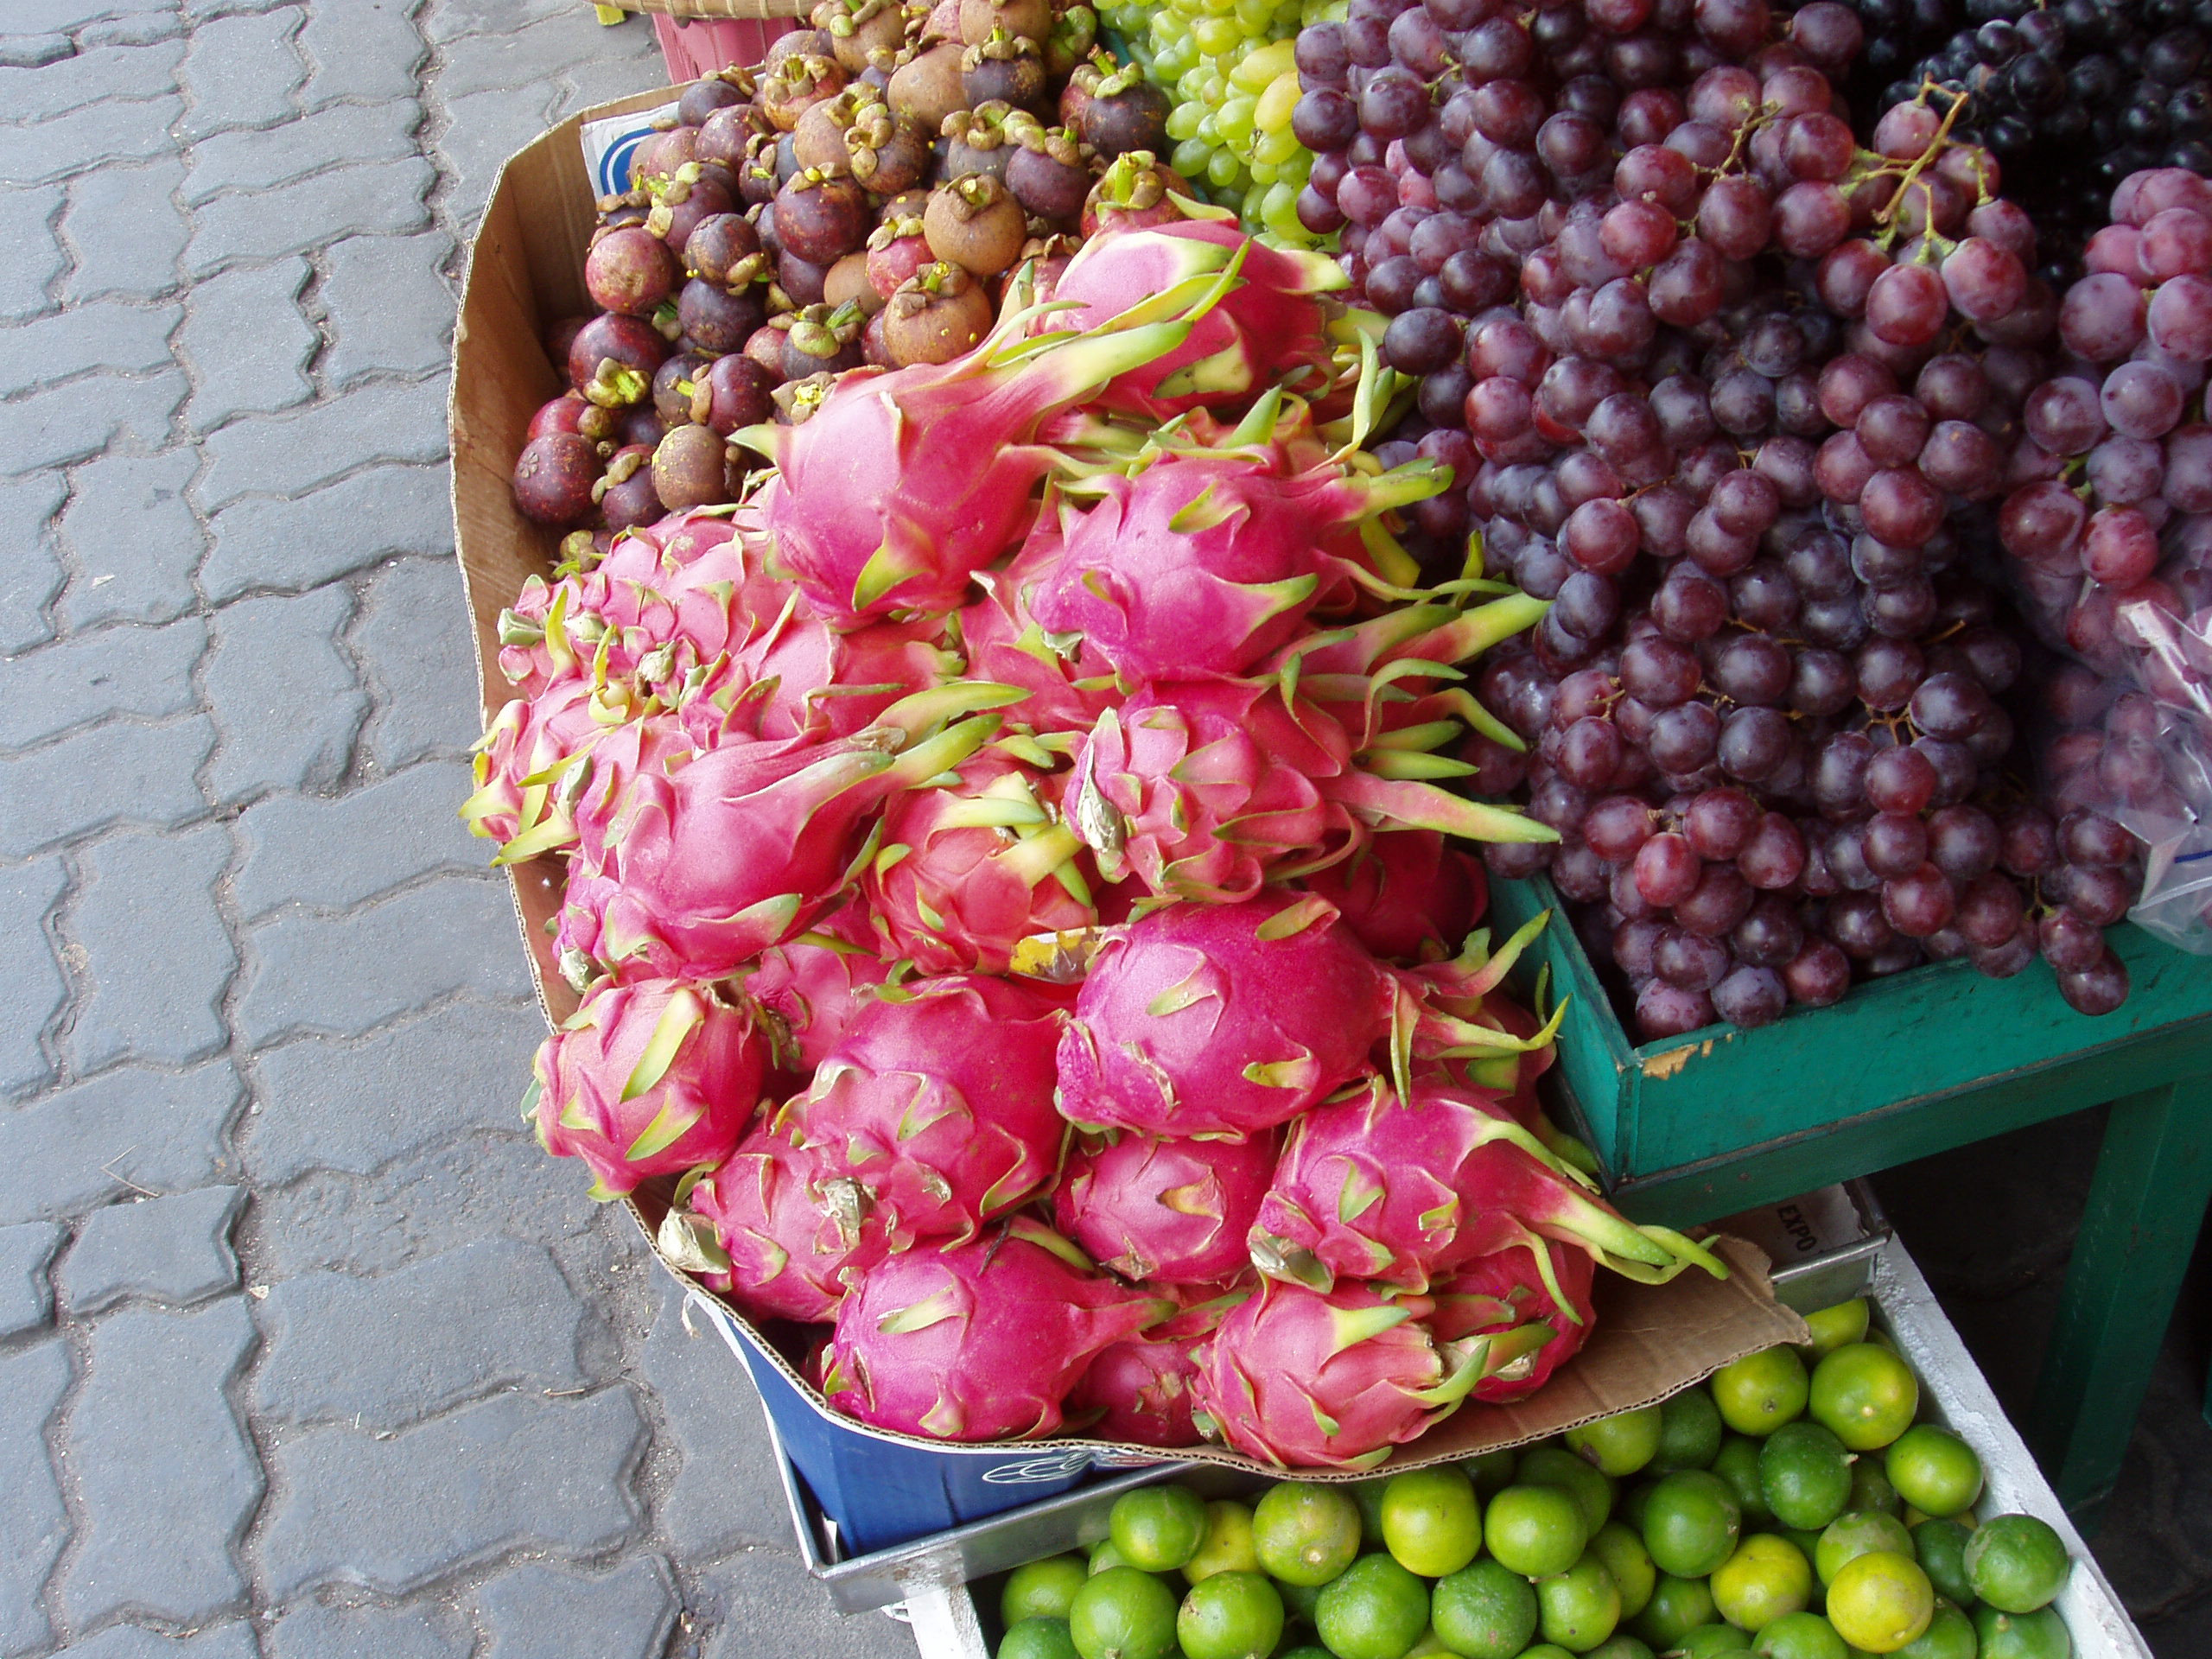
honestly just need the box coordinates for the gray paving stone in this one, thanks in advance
[0,38,183,119]
[300,0,427,105]
[0,1340,72,1656]
[185,154,434,276]
[67,1624,259,1659]
[256,1236,589,1432]
[0,300,180,399]
[479,1555,679,1659]
[242,999,545,1184]
[703,1552,921,1659]
[0,1222,64,1338]
[435,82,558,225]
[185,99,420,207]
[0,713,213,858]
[83,11,185,47]
[13,0,178,30]
[0,855,67,1101]
[234,760,486,920]
[424,0,588,43]
[0,617,206,749]
[178,257,315,431]
[270,1602,473,1659]
[438,11,616,100]
[0,181,64,321]
[0,35,73,70]
[260,1388,645,1601]
[321,232,454,385]
[556,49,671,120]
[0,93,183,186]
[196,372,447,509]
[0,1063,241,1226]
[358,556,481,769]
[0,474,66,652]
[640,1276,791,1557]
[201,464,451,602]
[68,821,236,1072]
[60,1297,263,1629]
[0,366,187,475]
[62,156,190,301]
[60,1184,245,1313]
[58,447,204,628]
[204,585,365,802]
[178,6,302,138]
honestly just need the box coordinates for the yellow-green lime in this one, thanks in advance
[1713,1434,1777,1523]
[1538,1550,1623,1653]
[1641,1470,1743,1580]
[1654,1387,1726,1473]
[1894,1598,1976,1659]
[1109,1485,1208,1573]
[1253,1482,1363,1587]
[1808,1346,1919,1453]
[1522,1444,1618,1533]
[1751,1609,1849,1659]
[1430,1557,1538,1659]
[1712,1534,1814,1630]
[1758,1422,1853,1532]
[1825,1551,1935,1653]
[1681,1624,1761,1657]
[1816,1510,1915,1586]
[1088,1540,1138,1576]
[1460,1447,1518,1497]
[1631,1573,1716,1648]
[1589,1520,1656,1618]
[1848,1459,1903,1518]
[1568,1406,1665,1478]
[1584,1638,1659,1659]
[1184,1500,1260,1584]
[1885,1427,1983,1520]
[1972,1603,2074,1659]
[1909,1516,1974,1606]
[999,1616,1080,1659]
[1403,1630,1456,1657]
[1314,1553,1433,1659]
[1348,1477,1390,1548]
[1176,1569,1283,1659]
[1068,1566,1179,1659]
[1963,1513,2071,1613]
[1712,1348,1810,1438]
[1004,1555,1090,1626]
[1382,1465,1483,1578]
[1800,1300,1872,1358]
[1486,1483,1590,1579]
[1519,1648,1581,1659]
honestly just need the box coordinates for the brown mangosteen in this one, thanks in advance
[962,29,1046,111]
[652,423,734,512]
[736,132,780,207]
[637,124,702,178]
[512,432,601,526]
[941,101,1016,182]
[866,213,932,297]
[567,314,669,403]
[697,105,759,170]
[683,213,764,284]
[886,41,967,130]
[752,197,782,257]
[843,103,931,196]
[1069,54,1169,159]
[677,70,753,128]
[597,445,665,531]
[773,168,871,264]
[652,350,714,424]
[619,405,668,449]
[1043,4,1097,78]
[758,54,847,132]
[862,309,895,366]
[766,28,838,70]
[919,0,963,42]
[696,353,779,435]
[1081,150,1198,236]
[791,92,859,174]
[825,250,884,315]
[545,315,590,370]
[813,0,911,72]
[745,323,789,375]
[780,302,868,378]
[958,0,1049,45]
[922,173,1028,276]
[584,225,679,317]
[677,276,767,354]
[883,262,995,365]
[526,391,605,442]
[1001,113,1094,223]
[779,248,833,306]
[876,185,931,223]
[646,168,736,256]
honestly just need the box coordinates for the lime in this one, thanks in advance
[1279,1578,1325,1627]
[1350,1477,1391,1548]
[1972,1603,2074,1659]
[1088,1540,1138,1575]
[1825,1550,1935,1653]
[1616,1480,1656,1534]
[1751,1609,1849,1659]
[1382,1465,1484,1578]
[1641,1470,1743,1580]
[1003,1554,1090,1625]
[1631,1573,1716,1648]
[1712,1348,1811,1437]
[1964,1513,2072,1613]
[1808,1345,1919,1452]
[1517,1648,1580,1659]
[1589,1520,1656,1618]
[1069,1566,1179,1659]
[1779,1528,1827,1573]
[1801,1300,1872,1358]
[1910,1517,1974,1607]
[1460,1446,1519,1497]
[1538,1550,1623,1653]
[1847,1459,1902,1518]
[1185,1500,1260,1584]
[1279,1649,1335,1659]
[1403,1630,1456,1656]
[1568,1406,1665,1478]
[1522,1444,1618,1533]
[1585,1638,1658,1659]
[1681,1624,1761,1657]
[999,1616,1080,1659]
[1176,1569,1283,1659]
[1758,1422,1854,1532]
[1253,1482,1363,1587]
[1654,1387,1726,1473]
[1816,1511,1915,1586]
[1431,1557,1538,1659]
[1486,1483,1590,1579]
[1884,1427,1983,1520]
[1109,1485,1208,1573]
[1713,1434,1777,1524]
[1314,1553,1433,1659]
[1895,1598,1976,1659]
[1711,1534,1813,1630]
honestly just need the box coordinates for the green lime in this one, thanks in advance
[1895,1598,1976,1659]
[1964,1513,2072,1613]
[1538,1550,1623,1653]
[1808,1346,1919,1453]
[1184,1500,1260,1584]
[1003,1554,1090,1625]
[1517,1648,1580,1659]
[1402,1630,1456,1656]
[1460,1446,1519,1497]
[1349,1477,1391,1548]
[1758,1422,1854,1533]
[1253,1482,1363,1588]
[1616,1480,1656,1534]
[1972,1603,2074,1659]
[1848,1459,1902,1518]
[1382,1465,1484,1578]
[1567,1406,1665,1478]
[1485,1483,1590,1579]
[1641,1470,1743,1580]
[1522,1444,1618,1533]
[1751,1608,1849,1659]
[1824,1551,1935,1653]
[1279,1577,1325,1626]
[1654,1387,1726,1473]
[1816,1511,1915,1586]
[1910,1517,1974,1607]
[1885,1427,1983,1520]
[1779,1529,1827,1576]
[1109,1485,1208,1573]
[1589,1520,1656,1619]
[999,1616,1081,1659]
[1631,1573,1716,1648]
[1712,1348,1811,1437]
[1068,1566,1179,1659]
[1713,1434,1777,1524]
[1585,1638,1658,1659]
[1711,1534,1813,1630]
[1431,1557,1538,1659]
[1314,1553,1433,1659]
[1176,1569,1283,1659]
[1279,1649,1335,1659]
[1801,1300,1872,1358]
[1681,1624,1761,1657]
[1088,1539,1138,1575]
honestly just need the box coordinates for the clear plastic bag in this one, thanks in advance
[2113,595,2212,951]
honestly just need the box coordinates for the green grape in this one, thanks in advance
[1172,137,1215,178]
[1230,35,1294,84]
[1149,14,1184,44]
[1254,124,1303,165]
[1166,102,1205,142]
[1217,93,1256,142]
[1248,157,1280,184]
[1194,111,1221,143]
[1259,181,1301,236]
[1191,16,1240,54]
[1177,67,1209,102]
[1205,146,1243,188]
[1199,70,1227,102]
[1253,67,1301,130]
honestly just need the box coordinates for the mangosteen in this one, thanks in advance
[922,173,1028,276]
[1042,3,1096,79]
[773,372,839,425]
[857,50,897,94]
[1015,231,1079,299]
[698,105,759,170]
[813,0,910,73]
[567,313,669,403]
[774,130,803,187]
[677,276,767,354]
[759,54,847,132]
[876,186,931,223]
[526,391,590,442]
[646,168,736,256]
[793,87,861,173]
[677,70,753,128]
[584,225,677,320]
[942,101,1015,181]
[958,0,1048,46]
[652,423,733,512]
[736,133,780,207]
[1068,54,1169,159]
[866,213,932,298]
[1001,113,1094,223]
[692,160,741,200]
[637,124,701,178]
[618,406,667,449]
[597,445,664,531]
[962,29,1046,111]
[779,246,833,306]
[512,432,601,526]
[843,102,931,196]
[825,250,883,315]
[744,323,788,376]
[545,315,590,369]
[697,353,779,435]
[752,199,782,257]
[684,213,763,284]
[781,301,868,378]
[774,168,871,264]
[887,41,967,130]
[766,28,837,70]
[652,350,713,425]
[883,262,994,365]
[862,308,895,367]
[1081,151,1196,236]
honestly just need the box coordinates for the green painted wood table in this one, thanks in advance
[1487,874,2212,1524]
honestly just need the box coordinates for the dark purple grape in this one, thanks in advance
[1637,978,1718,1037]
[1713,964,1788,1027]
[1656,927,1732,988]
[2057,949,2131,1015]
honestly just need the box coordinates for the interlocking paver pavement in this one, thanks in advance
[0,6,922,1653]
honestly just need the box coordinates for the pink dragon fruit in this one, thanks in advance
[462,678,614,861]
[819,1219,1173,1441]
[662,1129,891,1323]
[1055,1128,1280,1285]
[1186,1279,1495,1469]
[777,973,1071,1247]
[1068,1287,1243,1448]
[1300,830,1486,963]
[958,528,1122,735]
[1428,1229,1597,1404]
[861,747,1099,976]
[528,978,770,1198]
[738,904,893,1077]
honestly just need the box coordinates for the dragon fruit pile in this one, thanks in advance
[474,219,1723,1469]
